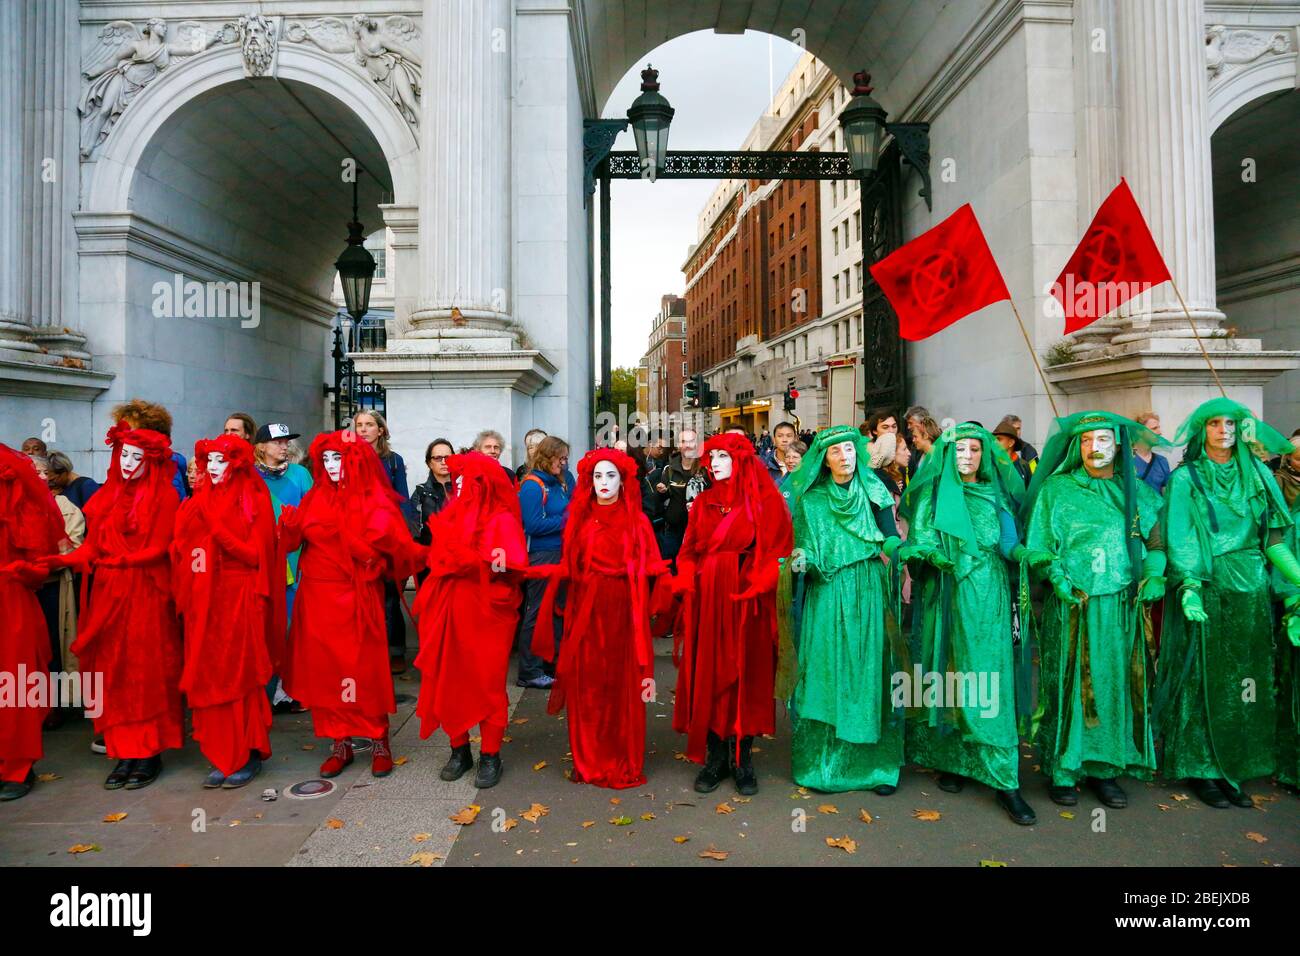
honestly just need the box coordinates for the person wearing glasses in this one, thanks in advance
[411,439,455,584]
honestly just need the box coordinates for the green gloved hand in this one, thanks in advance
[1286,613,1300,648]
[1050,573,1081,606]
[882,536,901,561]
[1181,587,1209,623]
[928,550,955,573]
[1137,576,1166,603]
[1011,545,1054,570]
[1138,550,1167,603]
[1266,542,1300,589]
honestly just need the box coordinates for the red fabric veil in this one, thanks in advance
[0,442,67,563]
[173,434,284,671]
[530,448,665,665]
[697,433,789,560]
[84,422,174,529]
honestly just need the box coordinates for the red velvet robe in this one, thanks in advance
[534,503,663,788]
[68,458,184,759]
[672,459,793,763]
[281,486,423,741]
[414,511,527,741]
[173,452,282,775]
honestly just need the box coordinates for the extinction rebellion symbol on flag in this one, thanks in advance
[910,251,960,313]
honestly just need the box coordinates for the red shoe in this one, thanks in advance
[319,739,354,778]
[371,732,394,777]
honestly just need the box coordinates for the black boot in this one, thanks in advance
[440,744,474,781]
[938,773,964,794]
[104,759,134,790]
[1190,777,1229,809]
[693,732,729,794]
[996,788,1037,826]
[1218,780,1253,808]
[732,736,758,796]
[124,756,162,790]
[0,770,35,801]
[1088,777,1127,808]
[474,752,502,789]
[1048,784,1079,806]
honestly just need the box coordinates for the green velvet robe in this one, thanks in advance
[1158,458,1287,786]
[1272,493,1300,788]
[905,481,1020,791]
[789,475,903,791]
[1026,469,1160,786]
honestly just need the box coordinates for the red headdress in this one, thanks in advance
[191,434,258,512]
[696,432,790,561]
[443,451,523,534]
[299,430,404,520]
[0,442,67,560]
[83,421,175,529]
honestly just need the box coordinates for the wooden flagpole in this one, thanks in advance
[1169,279,1227,397]
[1007,298,1062,419]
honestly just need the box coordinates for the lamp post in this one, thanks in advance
[627,64,674,182]
[329,175,377,429]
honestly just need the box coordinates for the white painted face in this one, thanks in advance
[1081,429,1116,468]
[206,451,229,485]
[955,438,982,476]
[592,459,622,502]
[709,449,733,481]
[322,450,343,483]
[825,440,857,482]
[119,443,145,481]
[1207,416,1236,450]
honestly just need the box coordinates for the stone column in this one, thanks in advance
[0,0,39,358]
[1112,0,1222,342]
[409,0,513,348]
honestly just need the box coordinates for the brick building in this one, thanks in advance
[643,293,688,420]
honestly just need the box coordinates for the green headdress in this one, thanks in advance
[780,424,893,542]
[1170,396,1292,526]
[899,421,1022,556]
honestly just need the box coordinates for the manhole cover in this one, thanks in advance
[284,779,337,799]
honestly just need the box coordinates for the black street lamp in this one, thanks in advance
[838,71,890,177]
[334,176,376,322]
[627,65,674,181]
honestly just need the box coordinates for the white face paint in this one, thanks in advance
[709,449,733,481]
[119,443,145,481]
[206,451,229,485]
[592,459,622,502]
[322,450,343,483]
[955,438,981,477]
[1215,418,1236,449]
[1082,429,1116,468]
[826,440,857,481]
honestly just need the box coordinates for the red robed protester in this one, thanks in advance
[412,451,526,790]
[530,449,668,789]
[172,435,283,786]
[279,431,425,778]
[46,423,183,790]
[672,434,793,793]
[0,443,68,799]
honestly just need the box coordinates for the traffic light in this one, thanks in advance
[784,378,799,412]
[683,373,702,408]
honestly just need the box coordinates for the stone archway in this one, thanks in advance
[76,43,419,471]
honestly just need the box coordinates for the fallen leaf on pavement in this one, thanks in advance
[609,815,633,826]
[1171,793,1189,802]
[1245,832,1268,844]
[640,812,656,821]
[325,818,344,829]
[715,803,735,815]
[512,717,529,725]
[520,803,549,823]
[912,809,941,822]
[673,835,690,844]
[731,796,751,804]
[407,852,442,867]
[581,820,595,828]
[817,804,839,815]
[826,836,856,854]
[673,752,688,761]
[413,833,431,843]
[449,805,482,826]
[102,812,128,823]
[532,761,547,771]
[610,797,622,804]
[980,859,1008,867]
[301,743,315,751]
[698,845,729,861]
[859,809,874,824]
[393,756,409,766]
[1156,803,1172,811]
[502,818,519,831]
[68,844,101,854]
[1059,811,1075,820]
[37,773,60,782]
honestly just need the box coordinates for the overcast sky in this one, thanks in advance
[598,30,805,371]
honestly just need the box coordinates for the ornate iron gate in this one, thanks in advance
[859,139,906,412]
[328,315,387,429]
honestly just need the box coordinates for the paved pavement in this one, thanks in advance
[2,639,1297,867]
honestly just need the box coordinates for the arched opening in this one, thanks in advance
[77,48,416,468]
[1213,88,1300,427]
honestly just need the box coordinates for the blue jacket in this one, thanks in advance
[518,467,574,553]
[171,450,189,500]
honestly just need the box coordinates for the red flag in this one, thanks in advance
[868,204,1010,341]
[1052,178,1171,334]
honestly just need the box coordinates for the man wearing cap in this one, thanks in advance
[255,424,314,712]
[993,416,1034,488]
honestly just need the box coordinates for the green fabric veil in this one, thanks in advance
[780,424,894,543]
[1170,396,1292,523]
[898,421,1022,556]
